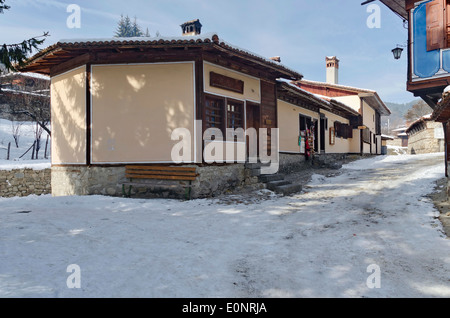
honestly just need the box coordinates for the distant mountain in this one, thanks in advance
[381,99,420,134]
[384,100,419,119]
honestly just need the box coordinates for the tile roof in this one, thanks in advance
[277,79,361,118]
[19,33,303,80]
[294,79,391,116]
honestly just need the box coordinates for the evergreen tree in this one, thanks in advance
[0,1,49,72]
[131,16,143,37]
[0,0,10,13]
[145,27,150,37]
[115,14,131,37]
[115,14,146,37]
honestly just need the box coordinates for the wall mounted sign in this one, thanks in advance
[329,127,335,145]
[210,72,244,94]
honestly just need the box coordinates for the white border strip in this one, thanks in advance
[89,61,197,165]
[203,61,261,104]
[51,64,87,166]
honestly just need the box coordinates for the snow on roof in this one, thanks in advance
[277,78,332,106]
[24,33,303,79]
[58,33,215,44]
[405,113,436,133]
[220,40,302,77]
[277,79,360,117]
[300,79,376,94]
[58,33,302,77]
[381,134,395,140]
[392,127,407,131]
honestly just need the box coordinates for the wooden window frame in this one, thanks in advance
[426,0,449,51]
[334,121,353,139]
[226,98,245,142]
[204,94,245,141]
[226,98,244,130]
[204,94,225,133]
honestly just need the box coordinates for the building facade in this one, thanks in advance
[293,57,391,155]
[406,115,445,154]
[19,21,389,198]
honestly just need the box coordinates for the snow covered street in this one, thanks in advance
[1,153,449,298]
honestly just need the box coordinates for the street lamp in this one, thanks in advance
[392,46,403,60]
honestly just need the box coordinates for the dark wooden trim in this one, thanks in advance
[91,50,199,65]
[195,57,204,164]
[277,93,321,113]
[86,63,92,166]
[274,82,279,130]
[50,53,91,77]
[203,52,275,82]
[209,71,244,94]
[407,77,450,93]
[406,0,417,11]
[195,58,204,121]
[360,99,364,156]
[408,9,413,85]
[49,49,200,76]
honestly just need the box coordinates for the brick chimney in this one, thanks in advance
[326,56,339,85]
[270,56,281,63]
[181,19,202,36]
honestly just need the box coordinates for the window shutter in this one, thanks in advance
[427,0,446,51]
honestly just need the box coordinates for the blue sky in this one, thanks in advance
[1,0,414,104]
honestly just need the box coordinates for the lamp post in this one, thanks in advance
[392,46,403,60]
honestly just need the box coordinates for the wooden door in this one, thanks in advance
[246,102,260,160]
[320,117,326,153]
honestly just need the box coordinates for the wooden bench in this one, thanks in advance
[122,165,198,200]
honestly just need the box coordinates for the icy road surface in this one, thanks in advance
[0,153,449,298]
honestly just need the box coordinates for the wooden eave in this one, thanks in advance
[359,93,391,116]
[277,81,361,120]
[379,0,408,20]
[432,92,450,122]
[295,80,390,116]
[405,116,432,134]
[18,36,303,81]
[407,77,450,97]
[277,81,331,113]
[327,99,361,119]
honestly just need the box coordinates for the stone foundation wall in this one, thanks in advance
[51,164,261,199]
[0,168,51,198]
[408,122,444,155]
[51,166,126,197]
[387,139,404,148]
[279,153,309,173]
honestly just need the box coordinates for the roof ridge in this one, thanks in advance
[299,79,376,93]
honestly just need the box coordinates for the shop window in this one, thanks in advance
[204,95,245,141]
[227,100,244,130]
[205,95,225,131]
